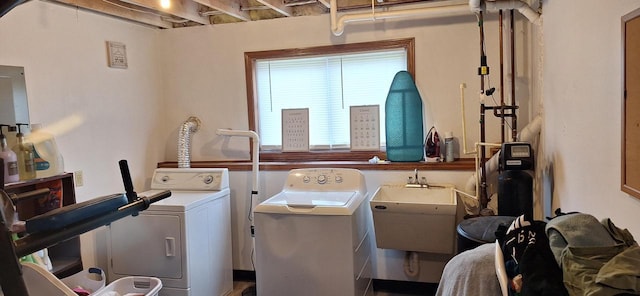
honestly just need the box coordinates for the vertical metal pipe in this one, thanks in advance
[478,11,488,210]
[511,10,518,141]
[499,10,506,143]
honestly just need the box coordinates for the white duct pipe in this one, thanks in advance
[517,114,542,142]
[331,0,469,36]
[216,129,260,197]
[216,128,260,269]
[330,0,540,36]
[177,116,201,168]
[469,0,540,23]
[459,83,477,156]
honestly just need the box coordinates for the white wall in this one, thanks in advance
[0,0,545,284]
[0,1,165,267]
[158,9,535,282]
[157,11,533,161]
[5,0,640,286]
[542,0,640,238]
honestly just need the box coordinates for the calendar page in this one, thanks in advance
[350,105,380,151]
[282,108,309,152]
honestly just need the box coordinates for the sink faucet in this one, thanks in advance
[406,169,429,188]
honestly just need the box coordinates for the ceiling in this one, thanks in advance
[45,0,447,29]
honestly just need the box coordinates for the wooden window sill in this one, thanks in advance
[157,158,476,172]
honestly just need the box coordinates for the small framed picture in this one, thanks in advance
[107,41,128,69]
[281,108,309,152]
[350,105,380,151]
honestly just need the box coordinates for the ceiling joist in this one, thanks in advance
[255,0,292,17]
[195,0,251,21]
[52,0,174,28]
[317,0,330,8]
[45,0,472,29]
[118,0,210,24]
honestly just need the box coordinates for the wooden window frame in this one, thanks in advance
[622,9,640,200]
[244,38,415,162]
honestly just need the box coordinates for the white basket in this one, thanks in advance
[93,276,162,296]
[0,262,78,296]
[61,267,106,295]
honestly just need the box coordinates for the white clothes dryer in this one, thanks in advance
[254,168,373,296]
[107,168,232,296]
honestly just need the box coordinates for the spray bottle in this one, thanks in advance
[12,123,36,181]
[0,124,19,183]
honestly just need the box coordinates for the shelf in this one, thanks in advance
[3,172,83,279]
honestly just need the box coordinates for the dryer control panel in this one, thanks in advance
[151,168,229,191]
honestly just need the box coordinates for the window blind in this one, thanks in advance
[256,49,407,149]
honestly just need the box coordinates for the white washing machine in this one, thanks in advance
[254,168,373,296]
[107,168,232,296]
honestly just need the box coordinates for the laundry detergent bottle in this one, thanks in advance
[0,124,19,183]
[27,123,64,178]
[12,123,36,181]
[385,71,425,162]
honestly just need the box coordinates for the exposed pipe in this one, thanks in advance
[470,0,540,24]
[216,129,260,200]
[478,11,489,211]
[216,129,260,268]
[499,10,506,143]
[462,115,542,214]
[510,10,518,141]
[403,251,420,277]
[460,83,476,156]
[330,0,469,36]
[177,117,201,168]
[330,0,540,36]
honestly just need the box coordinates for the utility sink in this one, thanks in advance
[370,184,458,254]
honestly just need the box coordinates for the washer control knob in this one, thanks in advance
[335,176,343,183]
[303,176,311,183]
[161,175,170,182]
[203,175,214,184]
[317,175,327,184]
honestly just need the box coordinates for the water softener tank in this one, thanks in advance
[498,142,534,219]
[385,71,424,162]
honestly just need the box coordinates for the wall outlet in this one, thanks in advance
[74,170,84,187]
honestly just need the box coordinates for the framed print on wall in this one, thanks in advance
[107,41,128,69]
[282,108,309,152]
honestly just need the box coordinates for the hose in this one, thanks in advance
[403,251,420,277]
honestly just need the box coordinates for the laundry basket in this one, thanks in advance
[61,267,106,295]
[93,276,162,296]
[3,262,78,296]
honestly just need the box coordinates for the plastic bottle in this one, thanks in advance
[385,71,424,162]
[0,124,19,183]
[12,123,36,181]
[444,131,454,162]
[27,123,64,178]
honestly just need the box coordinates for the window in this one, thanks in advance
[245,38,415,160]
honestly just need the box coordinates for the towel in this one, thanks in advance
[436,243,502,296]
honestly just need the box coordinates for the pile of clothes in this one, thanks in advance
[497,210,640,296]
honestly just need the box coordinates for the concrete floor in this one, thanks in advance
[229,281,431,296]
